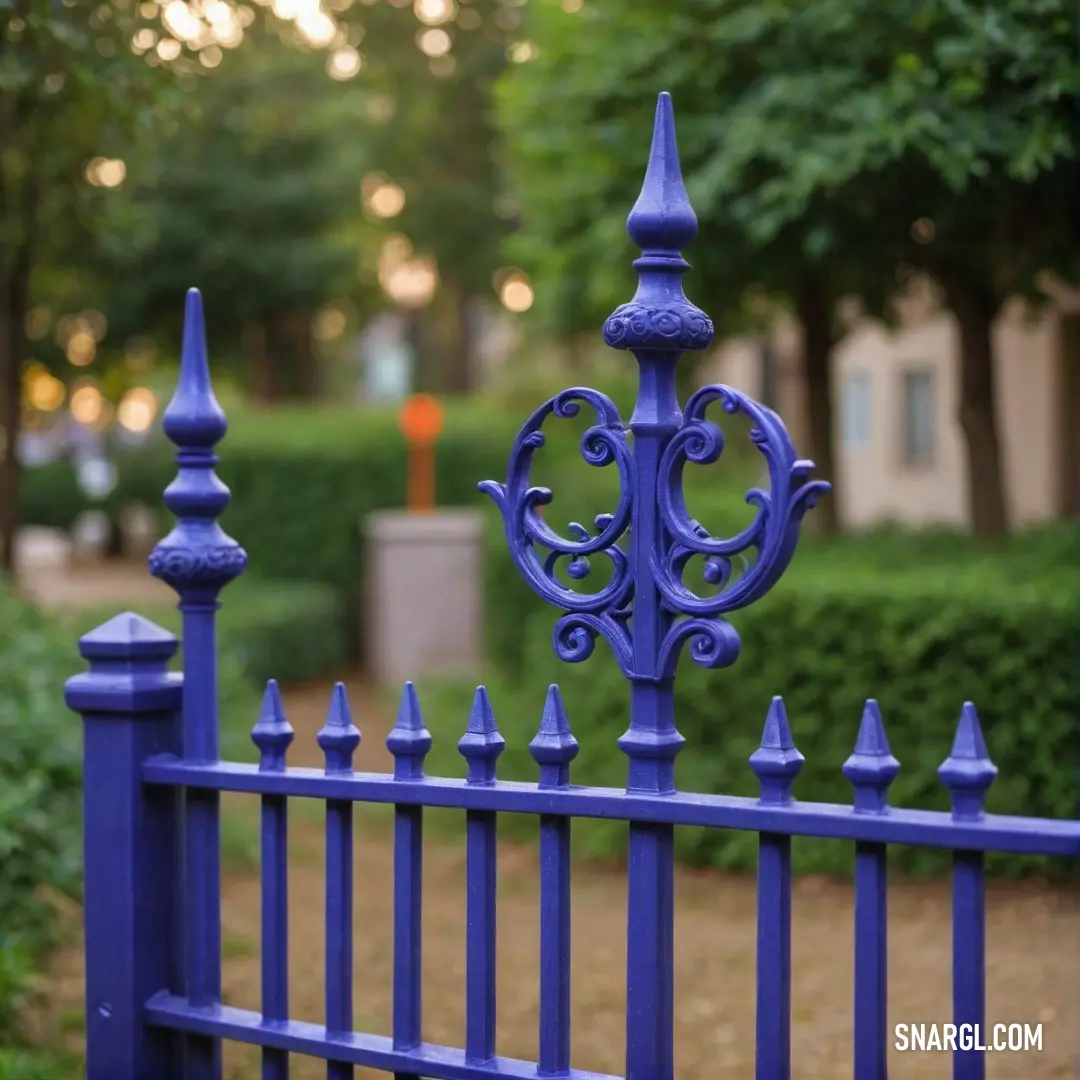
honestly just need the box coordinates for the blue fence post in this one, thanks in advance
[65,613,183,1080]
[480,91,827,1080]
[148,288,247,1080]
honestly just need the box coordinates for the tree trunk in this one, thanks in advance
[0,245,30,578]
[795,278,840,536]
[440,284,472,395]
[408,311,435,394]
[944,280,1009,538]
[242,319,277,403]
[1055,313,1080,518]
[290,314,319,398]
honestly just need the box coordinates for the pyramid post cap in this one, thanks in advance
[77,612,178,660]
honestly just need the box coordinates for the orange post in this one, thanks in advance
[397,393,445,513]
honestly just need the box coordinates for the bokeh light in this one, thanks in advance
[66,330,97,367]
[314,307,348,341]
[85,157,127,188]
[497,270,534,312]
[379,236,438,308]
[327,46,362,79]
[417,27,451,56]
[28,373,66,412]
[70,384,104,426]
[509,40,537,63]
[23,364,66,412]
[415,0,455,25]
[117,387,158,433]
[363,174,406,218]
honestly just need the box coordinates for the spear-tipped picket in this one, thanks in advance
[251,679,294,772]
[317,682,361,774]
[458,686,505,785]
[937,702,997,821]
[529,685,579,790]
[386,681,433,781]
[749,697,804,805]
[842,700,901,814]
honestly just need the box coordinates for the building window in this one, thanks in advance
[902,369,935,465]
[842,372,872,449]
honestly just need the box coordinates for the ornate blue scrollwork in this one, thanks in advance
[655,385,829,617]
[477,387,635,672]
[480,92,828,687]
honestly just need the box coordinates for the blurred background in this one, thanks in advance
[1,1,1078,1077]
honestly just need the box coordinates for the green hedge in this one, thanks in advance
[422,540,1079,879]
[0,589,84,1046]
[21,402,529,662]
[21,402,520,578]
[1,574,348,1060]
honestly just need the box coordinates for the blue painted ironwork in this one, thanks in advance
[64,91,1080,1080]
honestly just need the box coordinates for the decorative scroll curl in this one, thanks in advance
[655,383,829,620]
[478,387,635,672]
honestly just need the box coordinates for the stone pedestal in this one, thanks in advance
[365,509,484,686]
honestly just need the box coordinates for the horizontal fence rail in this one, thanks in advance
[141,752,1080,855]
[65,90,1075,1080]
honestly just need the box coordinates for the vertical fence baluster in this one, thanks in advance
[749,698,803,1080]
[251,680,294,1080]
[66,614,183,1080]
[318,683,362,1080]
[529,686,579,1075]
[386,682,433,1080]
[458,687,505,1063]
[478,89,826,1080]
[842,700,901,1080]
[939,703,997,1080]
[610,93,703,1080]
[149,288,247,1080]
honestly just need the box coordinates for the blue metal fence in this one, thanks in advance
[66,93,1079,1080]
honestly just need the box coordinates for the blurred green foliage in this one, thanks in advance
[0,572,349,1055]
[97,19,373,396]
[497,0,1079,336]
[495,0,1080,537]
[0,588,82,1045]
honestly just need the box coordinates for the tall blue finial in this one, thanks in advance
[602,92,714,354]
[149,289,246,603]
[149,288,246,764]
